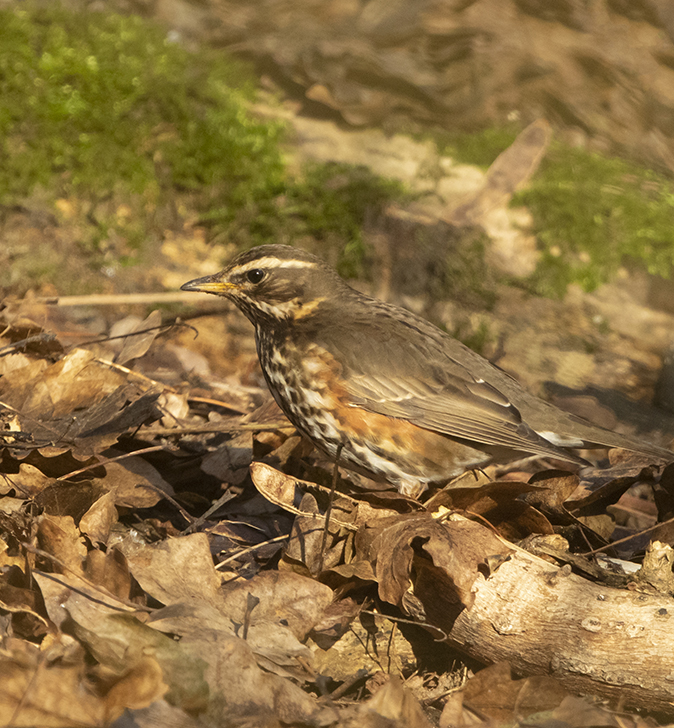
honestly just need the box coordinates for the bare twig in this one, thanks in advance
[360,609,448,642]
[579,514,674,556]
[56,444,168,481]
[139,421,293,437]
[22,544,154,613]
[215,534,289,569]
[35,291,218,306]
[184,490,238,533]
[142,483,194,526]
[0,333,57,357]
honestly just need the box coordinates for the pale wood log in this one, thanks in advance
[445,548,674,712]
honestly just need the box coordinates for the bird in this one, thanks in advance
[181,244,673,497]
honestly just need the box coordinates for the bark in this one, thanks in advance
[445,547,674,712]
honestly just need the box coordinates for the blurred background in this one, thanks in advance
[1,0,674,439]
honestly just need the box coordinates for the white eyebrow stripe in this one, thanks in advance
[235,257,317,272]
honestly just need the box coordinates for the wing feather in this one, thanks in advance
[345,373,578,461]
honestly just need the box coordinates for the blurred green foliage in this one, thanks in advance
[436,126,520,168]
[0,5,404,288]
[437,125,674,296]
[5,4,670,299]
[515,146,674,296]
[0,7,284,202]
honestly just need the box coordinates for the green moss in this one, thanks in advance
[432,124,674,297]
[0,5,406,292]
[203,161,408,277]
[0,7,284,202]
[444,233,498,309]
[452,318,493,357]
[515,145,674,296]
[434,125,521,168]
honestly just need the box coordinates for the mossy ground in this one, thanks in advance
[3,5,671,302]
[0,5,404,294]
[437,127,674,298]
[515,146,674,297]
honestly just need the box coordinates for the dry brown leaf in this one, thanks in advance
[100,456,175,509]
[364,675,433,728]
[438,691,468,728]
[0,348,120,418]
[158,390,190,427]
[250,460,302,511]
[0,463,52,497]
[84,547,132,602]
[568,457,659,511]
[8,447,101,478]
[326,560,377,583]
[0,536,26,570]
[425,470,494,509]
[431,480,556,540]
[79,489,117,545]
[221,570,334,642]
[0,347,161,454]
[551,695,622,727]
[35,480,106,522]
[0,351,40,377]
[152,569,333,680]
[284,491,326,574]
[32,572,77,629]
[0,638,104,727]
[201,431,254,485]
[462,662,569,721]
[250,461,364,532]
[103,656,168,723]
[65,591,209,712]
[33,563,135,630]
[36,514,87,575]
[188,632,331,725]
[0,581,51,636]
[309,597,361,649]
[0,356,48,392]
[369,515,509,614]
[113,309,162,365]
[524,470,582,511]
[121,532,221,606]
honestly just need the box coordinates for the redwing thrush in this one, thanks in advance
[182,245,673,496]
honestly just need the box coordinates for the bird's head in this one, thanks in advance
[181,245,347,326]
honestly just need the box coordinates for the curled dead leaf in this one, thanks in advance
[79,490,117,545]
[368,515,510,618]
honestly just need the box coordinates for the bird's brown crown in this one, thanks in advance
[181,245,347,325]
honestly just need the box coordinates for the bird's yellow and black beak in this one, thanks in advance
[180,273,235,296]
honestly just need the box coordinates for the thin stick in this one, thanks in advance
[138,421,293,437]
[55,444,167,481]
[142,484,194,526]
[22,543,154,613]
[359,609,448,641]
[183,490,238,533]
[318,445,343,574]
[34,291,218,306]
[579,514,674,556]
[215,534,289,569]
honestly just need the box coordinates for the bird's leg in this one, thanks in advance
[318,444,343,574]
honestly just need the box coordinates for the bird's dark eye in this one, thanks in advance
[246,269,265,284]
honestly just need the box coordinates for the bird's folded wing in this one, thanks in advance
[345,373,577,460]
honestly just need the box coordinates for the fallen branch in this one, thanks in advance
[36,291,214,306]
[442,538,674,712]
